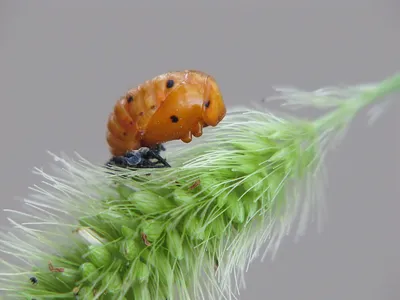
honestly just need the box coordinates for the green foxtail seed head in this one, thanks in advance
[0,72,398,299]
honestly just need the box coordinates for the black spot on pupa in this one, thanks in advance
[150,105,156,109]
[127,95,134,103]
[205,100,210,108]
[170,115,179,123]
[138,112,144,116]
[166,79,174,89]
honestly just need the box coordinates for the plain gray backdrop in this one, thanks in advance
[1,1,399,299]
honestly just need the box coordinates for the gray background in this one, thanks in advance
[1,1,399,299]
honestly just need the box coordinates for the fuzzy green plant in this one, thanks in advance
[0,72,399,300]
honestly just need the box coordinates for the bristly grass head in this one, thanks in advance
[0,72,398,300]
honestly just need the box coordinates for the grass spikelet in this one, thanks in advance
[0,72,398,300]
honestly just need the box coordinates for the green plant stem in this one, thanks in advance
[315,72,400,131]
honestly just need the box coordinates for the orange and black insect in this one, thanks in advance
[106,70,226,169]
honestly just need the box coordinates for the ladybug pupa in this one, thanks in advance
[106,70,227,168]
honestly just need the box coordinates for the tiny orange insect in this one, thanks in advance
[189,179,201,190]
[106,70,226,168]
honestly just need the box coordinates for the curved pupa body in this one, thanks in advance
[106,70,226,156]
